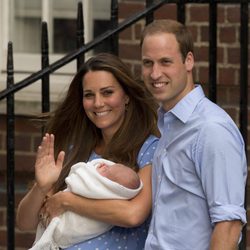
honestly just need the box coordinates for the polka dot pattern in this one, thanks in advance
[64,135,159,250]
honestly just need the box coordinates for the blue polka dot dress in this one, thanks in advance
[64,135,159,250]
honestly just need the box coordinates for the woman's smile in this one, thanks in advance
[83,70,129,138]
[94,110,111,116]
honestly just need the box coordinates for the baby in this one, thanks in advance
[30,159,142,250]
[96,162,140,189]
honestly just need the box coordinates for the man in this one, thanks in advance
[141,19,247,250]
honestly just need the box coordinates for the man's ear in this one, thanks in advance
[185,52,194,72]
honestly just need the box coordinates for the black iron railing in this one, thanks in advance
[0,1,248,249]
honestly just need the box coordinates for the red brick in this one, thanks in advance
[217,86,229,106]
[224,107,238,121]
[188,25,198,43]
[0,115,6,130]
[15,154,36,172]
[228,86,241,106]
[15,174,35,193]
[0,191,6,207]
[154,4,177,20]
[200,25,209,42]
[119,26,133,40]
[119,43,141,60]
[0,229,6,247]
[33,135,43,152]
[247,150,250,167]
[135,22,144,40]
[127,0,144,2]
[2,152,36,172]
[189,5,209,22]
[134,63,142,78]
[0,189,33,207]
[217,47,224,64]
[15,134,32,152]
[227,5,240,23]
[0,155,6,171]
[0,209,5,226]
[198,66,209,85]
[200,83,209,96]
[228,47,240,64]
[219,26,237,44]
[119,2,144,19]
[0,133,3,150]
[15,116,39,134]
[218,67,237,86]
[15,230,36,248]
[247,131,250,150]
[194,46,209,62]
[122,0,144,2]
[217,5,226,23]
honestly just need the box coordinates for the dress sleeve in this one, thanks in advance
[137,135,159,168]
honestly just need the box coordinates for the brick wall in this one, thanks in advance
[0,1,249,249]
[0,115,40,249]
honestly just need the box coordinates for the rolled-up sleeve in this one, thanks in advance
[195,120,247,225]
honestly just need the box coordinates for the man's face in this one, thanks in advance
[141,32,194,111]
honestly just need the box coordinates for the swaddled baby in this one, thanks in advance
[30,158,143,250]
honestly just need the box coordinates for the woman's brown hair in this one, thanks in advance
[42,53,159,192]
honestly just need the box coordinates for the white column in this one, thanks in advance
[83,0,93,43]
[42,0,53,52]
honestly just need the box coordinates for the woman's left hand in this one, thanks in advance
[39,191,68,227]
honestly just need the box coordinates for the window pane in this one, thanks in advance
[9,0,112,55]
[93,19,112,54]
[53,19,76,53]
[52,0,78,54]
[11,0,41,53]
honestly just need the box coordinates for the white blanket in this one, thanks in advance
[30,158,143,250]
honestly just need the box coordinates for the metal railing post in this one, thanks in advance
[209,1,217,102]
[239,1,249,249]
[41,22,50,113]
[110,0,119,55]
[146,0,154,25]
[77,2,85,70]
[177,0,185,24]
[6,41,15,250]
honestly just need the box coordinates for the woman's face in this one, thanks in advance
[82,70,129,139]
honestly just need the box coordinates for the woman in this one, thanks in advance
[16,53,159,249]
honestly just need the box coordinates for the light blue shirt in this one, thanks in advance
[145,85,247,250]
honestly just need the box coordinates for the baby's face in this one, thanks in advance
[96,163,122,183]
[96,163,111,178]
[96,163,139,189]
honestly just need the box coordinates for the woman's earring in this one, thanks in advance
[125,103,129,111]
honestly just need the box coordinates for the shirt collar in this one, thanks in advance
[158,84,205,124]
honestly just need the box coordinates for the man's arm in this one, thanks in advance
[209,220,243,250]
